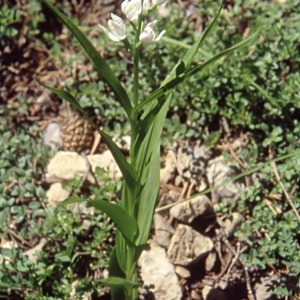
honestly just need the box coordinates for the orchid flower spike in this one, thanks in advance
[139,20,166,44]
[98,13,126,42]
[121,0,142,21]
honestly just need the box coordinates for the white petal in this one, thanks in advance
[139,20,164,44]
[121,0,142,21]
[154,29,166,42]
[139,30,155,44]
[108,16,126,39]
[99,25,122,41]
[111,13,125,26]
[153,0,167,5]
[98,14,126,42]
[143,0,151,12]
[145,19,158,29]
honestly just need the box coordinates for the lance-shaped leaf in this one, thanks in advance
[61,196,138,243]
[134,3,259,114]
[185,30,260,78]
[108,247,126,300]
[100,275,139,300]
[40,0,132,117]
[35,76,136,189]
[133,93,172,245]
[161,1,223,87]
[88,199,138,243]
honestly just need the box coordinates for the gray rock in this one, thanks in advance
[223,212,244,237]
[43,122,63,150]
[160,150,177,184]
[138,240,182,300]
[167,224,214,266]
[153,214,174,249]
[206,156,244,204]
[169,195,213,223]
[255,277,277,300]
[23,238,47,261]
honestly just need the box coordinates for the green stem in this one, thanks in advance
[131,17,142,147]
[133,17,143,107]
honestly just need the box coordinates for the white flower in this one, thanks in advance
[139,20,166,44]
[153,0,168,5]
[121,0,142,21]
[142,0,151,12]
[143,0,167,12]
[98,13,126,41]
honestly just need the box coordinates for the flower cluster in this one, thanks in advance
[98,0,167,44]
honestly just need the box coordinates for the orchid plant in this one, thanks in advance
[36,0,257,299]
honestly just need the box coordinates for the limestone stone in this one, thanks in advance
[206,156,244,204]
[153,213,174,249]
[175,265,191,278]
[138,240,182,300]
[205,251,217,272]
[46,151,121,185]
[46,182,70,207]
[255,277,278,300]
[23,238,47,261]
[160,150,177,184]
[190,290,201,300]
[46,151,89,183]
[169,195,213,223]
[87,151,122,180]
[167,224,214,266]
[223,212,244,237]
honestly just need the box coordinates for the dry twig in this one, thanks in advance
[217,219,256,300]
[270,161,300,222]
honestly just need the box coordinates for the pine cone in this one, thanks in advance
[59,109,94,153]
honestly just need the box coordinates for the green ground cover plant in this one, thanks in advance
[0,104,116,298]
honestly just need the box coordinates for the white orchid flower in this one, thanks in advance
[143,0,151,12]
[98,13,126,42]
[153,0,168,5]
[143,0,167,12]
[121,0,142,21]
[139,20,166,44]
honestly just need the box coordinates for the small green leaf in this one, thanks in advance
[61,196,86,206]
[55,238,76,262]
